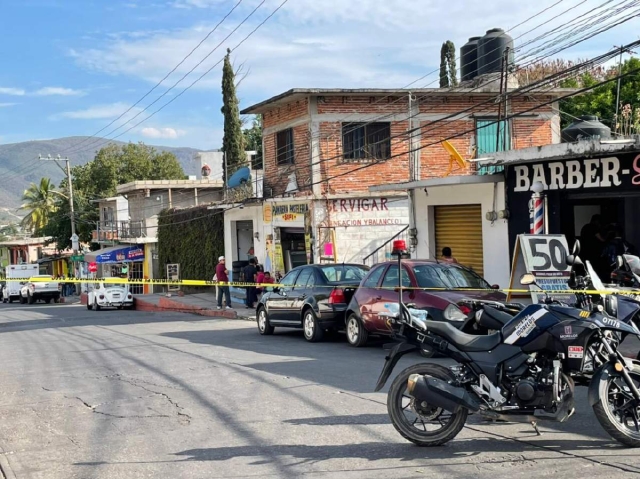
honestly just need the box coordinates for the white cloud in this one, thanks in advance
[0,103,17,108]
[0,87,25,96]
[33,87,85,97]
[51,102,143,121]
[140,127,186,139]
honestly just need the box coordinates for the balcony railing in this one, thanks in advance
[92,220,147,242]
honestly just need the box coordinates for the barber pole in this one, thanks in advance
[532,194,544,234]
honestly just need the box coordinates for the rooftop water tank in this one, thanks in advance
[460,37,481,81]
[477,28,514,75]
[561,115,611,142]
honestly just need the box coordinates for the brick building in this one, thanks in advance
[240,85,568,280]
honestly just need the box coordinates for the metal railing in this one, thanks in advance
[362,225,410,267]
[92,220,147,242]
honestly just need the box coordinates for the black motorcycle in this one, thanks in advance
[376,271,640,448]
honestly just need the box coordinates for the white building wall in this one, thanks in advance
[413,182,510,288]
[223,204,265,266]
[313,195,410,264]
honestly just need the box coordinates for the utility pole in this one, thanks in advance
[39,154,78,280]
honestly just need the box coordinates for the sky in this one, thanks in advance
[0,0,637,151]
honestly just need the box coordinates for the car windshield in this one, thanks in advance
[318,265,368,282]
[412,264,491,289]
[104,283,126,289]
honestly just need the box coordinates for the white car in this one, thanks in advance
[19,275,61,304]
[87,282,134,311]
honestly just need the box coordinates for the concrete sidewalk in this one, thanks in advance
[134,292,256,320]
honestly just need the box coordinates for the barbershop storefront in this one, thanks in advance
[506,151,640,259]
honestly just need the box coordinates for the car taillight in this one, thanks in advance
[329,289,345,304]
[458,304,472,315]
[29,283,35,290]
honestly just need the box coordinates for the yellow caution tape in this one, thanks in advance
[1,276,639,296]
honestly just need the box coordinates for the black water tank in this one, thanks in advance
[561,115,611,142]
[460,37,481,81]
[477,28,514,75]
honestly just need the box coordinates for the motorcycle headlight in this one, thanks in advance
[444,304,466,322]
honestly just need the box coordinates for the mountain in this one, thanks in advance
[0,137,206,208]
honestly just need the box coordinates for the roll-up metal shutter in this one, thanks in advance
[434,204,484,277]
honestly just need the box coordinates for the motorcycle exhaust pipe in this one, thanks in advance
[407,374,480,414]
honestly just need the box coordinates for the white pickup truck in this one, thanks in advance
[19,275,61,304]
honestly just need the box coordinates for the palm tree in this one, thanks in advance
[19,178,62,234]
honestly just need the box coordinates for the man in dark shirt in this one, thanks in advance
[215,256,232,309]
[243,258,258,308]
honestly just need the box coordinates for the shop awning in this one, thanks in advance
[369,174,503,192]
[84,245,145,264]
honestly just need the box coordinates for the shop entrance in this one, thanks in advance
[280,228,306,271]
[234,220,254,262]
[434,204,484,276]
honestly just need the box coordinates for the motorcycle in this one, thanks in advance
[376,266,640,447]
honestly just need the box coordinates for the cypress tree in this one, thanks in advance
[439,43,449,88]
[439,41,458,88]
[221,48,245,181]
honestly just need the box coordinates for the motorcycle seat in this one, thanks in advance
[425,320,502,352]
[479,306,514,330]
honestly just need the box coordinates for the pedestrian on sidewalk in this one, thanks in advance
[243,258,258,309]
[216,256,232,310]
[441,247,458,264]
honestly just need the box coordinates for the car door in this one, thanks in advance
[290,267,315,323]
[370,264,413,333]
[266,269,299,323]
[357,265,387,327]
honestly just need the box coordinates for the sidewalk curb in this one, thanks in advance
[134,296,256,322]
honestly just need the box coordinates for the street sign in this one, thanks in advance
[70,255,84,262]
[88,262,98,273]
[70,234,79,241]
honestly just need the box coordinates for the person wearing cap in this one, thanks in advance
[216,256,232,309]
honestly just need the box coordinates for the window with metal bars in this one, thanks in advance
[276,128,294,165]
[342,122,391,160]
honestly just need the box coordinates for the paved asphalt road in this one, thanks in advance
[1,303,640,478]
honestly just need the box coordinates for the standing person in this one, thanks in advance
[215,256,232,310]
[441,247,458,264]
[580,214,606,266]
[243,258,258,308]
[255,266,265,296]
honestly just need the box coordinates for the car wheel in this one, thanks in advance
[346,313,369,347]
[45,298,52,304]
[27,293,35,305]
[87,301,93,310]
[94,299,101,311]
[303,309,324,342]
[19,295,25,304]
[257,307,274,335]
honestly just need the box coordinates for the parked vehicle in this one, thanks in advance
[87,282,134,310]
[345,260,505,348]
[256,263,369,342]
[19,275,61,304]
[2,264,39,303]
[376,273,640,448]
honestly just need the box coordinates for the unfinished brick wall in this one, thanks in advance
[317,95,409,115]
[262,98,309,129]
[263,124,311,197]
[419,119,475,179]
[512,118,553,149]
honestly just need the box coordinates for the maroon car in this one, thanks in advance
[344,260,506,347]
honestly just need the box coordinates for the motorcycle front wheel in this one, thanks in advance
[592,363,640,447]
[387,363,467,447]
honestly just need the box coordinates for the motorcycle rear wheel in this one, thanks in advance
[593,364,640,447]
[387,363,467,447]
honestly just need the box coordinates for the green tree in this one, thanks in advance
[243,116,263,169]
[19,178,62,234]
[439,41,457,87]
[42,142,185,249]
[221,48,246,179]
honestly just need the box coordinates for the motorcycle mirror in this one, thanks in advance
[572,239,581,255]
[520,273,536,285]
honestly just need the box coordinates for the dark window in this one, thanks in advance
[295,268,314,290]
[250,153,263,170]
[276,128,294,165]
[412,264,491,289]
[342,122,391,160]
[279,270,300,290]
[362,266,385,288]
[381,265,412,289]
[318,265,369,282]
